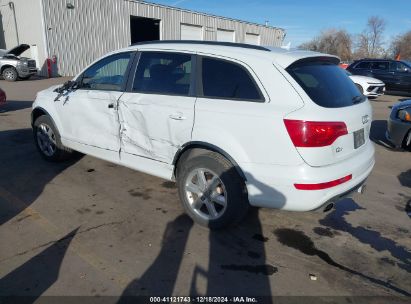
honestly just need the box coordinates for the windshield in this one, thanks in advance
[402,61,411,68]
[287,61,365,108]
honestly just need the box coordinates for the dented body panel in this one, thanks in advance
[118,93,196,164]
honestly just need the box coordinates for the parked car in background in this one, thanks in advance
[0,44,37,81]
[387,99,411,150]
[0,88,6,105]
[339,62,349,69]
[345,70,385,98]
[31,41,374,228]
[347,59,411,93]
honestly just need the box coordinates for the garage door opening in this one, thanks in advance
[130,16,160,44]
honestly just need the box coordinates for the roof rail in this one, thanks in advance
[130,40,271,52]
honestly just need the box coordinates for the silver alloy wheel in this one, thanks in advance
[184,168,227,220]
[4,70,15,80]
[36,123,57,157]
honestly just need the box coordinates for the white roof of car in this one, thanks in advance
[123,41,339,68]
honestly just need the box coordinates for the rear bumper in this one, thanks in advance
[241,142,375,211]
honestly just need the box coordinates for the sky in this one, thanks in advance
[149,0,411,47]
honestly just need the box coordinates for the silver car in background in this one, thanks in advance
[0,44,37,81]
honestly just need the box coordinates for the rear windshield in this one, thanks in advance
[287,61,365,108]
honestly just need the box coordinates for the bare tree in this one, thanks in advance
[299,29,353,61]
[390,31,411,60]
[354,16,386,58]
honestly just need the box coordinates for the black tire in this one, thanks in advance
[402,130,411,151]
[176,151,249,229]
[2,67,18,82]
[33,115,72,162]
[356,83,364,94]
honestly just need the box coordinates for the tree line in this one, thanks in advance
[298,16,411,62]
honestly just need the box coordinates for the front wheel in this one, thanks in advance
[2,67,18,81]
[176,151,249,229]
[33,115,72,162]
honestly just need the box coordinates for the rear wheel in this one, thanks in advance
[176,151,249,229]
[33,115,72,162]
[2,67,18,81]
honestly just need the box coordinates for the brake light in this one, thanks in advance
[284,119,348,147]
[294,174,352,190]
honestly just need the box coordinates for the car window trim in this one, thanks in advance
[196,55,265,103]
[129,51,197,97]
[77,51,136,92]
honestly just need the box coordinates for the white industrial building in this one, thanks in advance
[0,0,285,76]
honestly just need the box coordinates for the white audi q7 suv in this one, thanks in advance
[32,41,375,228]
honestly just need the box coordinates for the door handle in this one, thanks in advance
[108,103,115,109]
[169,113,186,120]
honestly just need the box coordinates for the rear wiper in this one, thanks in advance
[352,95,364,104]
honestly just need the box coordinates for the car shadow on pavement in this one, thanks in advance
[0,128,80,226]
[118,168,281,301]
[319,199,411,275]
[118,214,194,300]
[201,207,275,297]
[118,209,275,301]
[0,100,33,114]
[0,228,78,299]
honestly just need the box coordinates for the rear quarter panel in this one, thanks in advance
[192,55,305,166]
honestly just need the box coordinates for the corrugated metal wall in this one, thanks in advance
[42,0,285,76]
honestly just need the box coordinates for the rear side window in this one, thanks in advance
[354,61,371,69]
[287,61,365,108]
[200,57,263,101]
[133,52,192,96]
[371,61,389,70]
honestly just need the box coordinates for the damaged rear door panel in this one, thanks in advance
[118,51,196,170]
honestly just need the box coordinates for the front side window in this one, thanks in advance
[81,52,133,91]
[200,57,263,101]
[393,62,410,72]
[287,60,365,108]
[133,52,192,96]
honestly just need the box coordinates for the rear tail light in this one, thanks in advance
[284,119,348,147]
[294,174,352,190]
